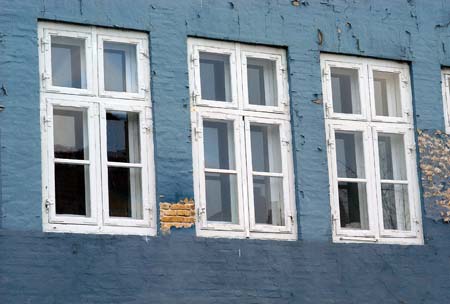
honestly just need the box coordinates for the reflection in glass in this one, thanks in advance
[104,42,138,93]
[338,182,369,229]
[54,109,88,160]
[378,133,406,180]
[253,176,284,226]
[381,183,410,231]
[51,36,86,89]
[250,124,281,173]
[205,173,238,223]
[335,131,365,178]
[107,112,140,163]
[55,164,90,216]
[203,120,235,170]
[108,167,142,219]
[247,58,277,106]
[374,71,401,117]
[200,52,231,102]
[331,67,361,114]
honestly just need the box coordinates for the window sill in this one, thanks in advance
[332,235,424,246]
[43,223,156,236]
[196,228,297,241]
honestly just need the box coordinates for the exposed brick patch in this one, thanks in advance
[160,198,195,234]
[417,129,450,222]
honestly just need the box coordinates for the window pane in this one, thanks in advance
[253,176,285,226]
[51,36,86,89]
[54,109,88,160]
[104,42,138,93]
[200,52,231,102]
[335,131,365,178]
[250,124,282,173]
[107,111,140,163]
[338,182,369,229]
[205,172,238,224]
[203,120,235,170]
[55,164,90,216]
[108,167,142,219]
[378,133,407,180]
[330,67,361,114]
[247,58,278,106]
[381,183,410,231]
[374,71,402,117]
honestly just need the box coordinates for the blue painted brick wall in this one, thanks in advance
[1,0,450,302]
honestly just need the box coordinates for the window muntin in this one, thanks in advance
[333,129,369,231]
[322,54,422,245]
[40,22,155,236]
[189,38,295,240]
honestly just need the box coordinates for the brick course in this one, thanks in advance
[160,198,195,233]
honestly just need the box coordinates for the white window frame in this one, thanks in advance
[97,32,149,100]
[441,69,450,133]
[189,38,296,241]
[41,24,94,96]
[321,54,423,245]
[39,21,156,236]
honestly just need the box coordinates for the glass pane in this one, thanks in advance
[335,131,365,178]
[374,71,402,117]
[205,172,238,224]
[247,58,278,106]
[108,167,142,219]
[203,120,235,170]
[104,42,138,93]
[378,133,407,180]
[107,111,140,163]
[54,109,88,160]
[330,67,361,114]
[51,36,86,89]
[250,124,282,173]
[55,164,90,216]
[338,182,369,229]
[253,176,284,226]
[200,52,231,102]
[381,183,410,231]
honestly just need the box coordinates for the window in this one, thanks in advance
[442,69,450,133]
[39,22,155,235]
[321,54,423,245]
[188,38,296,240]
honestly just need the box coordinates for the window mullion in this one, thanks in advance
[241,116,252,237]
[368,125,382,239]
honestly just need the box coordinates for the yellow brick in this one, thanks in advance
[160,203,171,210]
[162,210,178,216]
[171,203,190,210]
[176,210,191,216]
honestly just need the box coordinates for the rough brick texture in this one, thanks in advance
[160,198,195,233]
[418,129,450,221]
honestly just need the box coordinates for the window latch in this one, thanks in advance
[45,199,54,211]
[145,207,153,220]
[40,38,49,53]
[190,54,199,67]
[191,91,200,103]
[41,73,50,82]
[197,207,205,221]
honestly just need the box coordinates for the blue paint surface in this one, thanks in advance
[1,0,450,302]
